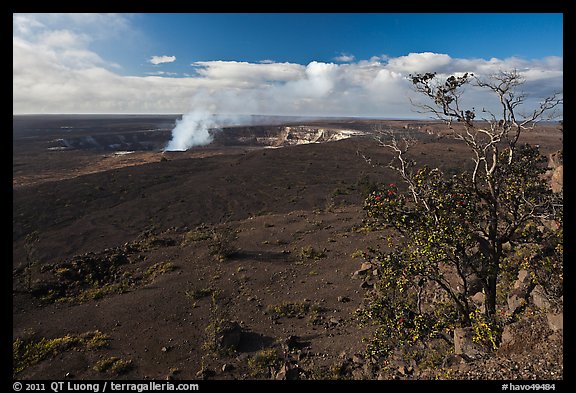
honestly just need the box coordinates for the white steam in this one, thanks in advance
[163,111,331,151]
[164,110,219,151]
[159,55,562,152]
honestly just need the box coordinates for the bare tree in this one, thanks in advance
[367,70,562,322]
[409,71,560,318]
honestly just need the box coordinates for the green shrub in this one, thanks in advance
[209,226,239,262]
[299,246,327,260]
[13,331,110,377]
[181,225,212,246]
[247,348,283,378]
[94,356,134,374]
[266,301,313,319]
[144,261,175,280]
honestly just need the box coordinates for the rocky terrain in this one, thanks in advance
[12,116,563,381]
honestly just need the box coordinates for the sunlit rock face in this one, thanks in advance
[211,125,366,148]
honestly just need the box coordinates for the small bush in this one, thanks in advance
[72,281,134,303]
[185,287,214,300]
[266,301,313,319]
[144,261,175,280]
[94,356,134,374]
[131,231,175,252]
[356,175,380,198]
[201,290,240,356]
[247,348,283,378]
[13,331,110,377]
[181,225,212,246]
[81,330,111,350]
[299,246,327,260]
[209,226,239,262]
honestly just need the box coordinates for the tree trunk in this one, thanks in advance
[484,274,497,319]
[485,181,499,320]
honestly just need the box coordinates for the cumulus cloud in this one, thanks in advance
[334,53,355,63]
[387,52,453,74]
[149,55,176,65]
[192,60,305,85]
[13,14,562,118]
[38,29,88,48]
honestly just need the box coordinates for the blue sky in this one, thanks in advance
[13,13,563,117]
[114,13,564,76]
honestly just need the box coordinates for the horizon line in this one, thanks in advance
[12,113,562,122]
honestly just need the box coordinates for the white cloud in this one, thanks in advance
[149,55,176,65]
[334,53,355,62]
[13,13,132,42]
[146,71,179,76]
[12,14,563,118]
[39,29,88,48]
[386,52,453,74]
[13,14,45,35]
[192,60,304,84]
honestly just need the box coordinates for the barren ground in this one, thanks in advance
[12,116,563,381]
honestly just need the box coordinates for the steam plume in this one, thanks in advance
[164,110,219,151]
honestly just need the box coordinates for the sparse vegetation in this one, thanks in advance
[93,356,134,374]
[28,230,180,304]
[13,111,562,380]
[202,290,240,357]
[144,261,175,280]
[31,248,133,303]
[13,331,110,377]
[209,225,239,262]
[203,319,226,355]
[330,187,350,198]
[265,301,320,320]
[358,71,562,364]
[185,287,215,300]
[304,363,343,380]
[356,175,380,199]
[181,225,212,246]
[23,231,40,291]
[64,281,134,303]
[247,348,284,378]
[299,245,327,260]
[130,230,176,252]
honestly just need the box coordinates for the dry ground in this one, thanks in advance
[12,117,563,380]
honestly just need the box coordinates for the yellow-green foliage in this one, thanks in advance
[469,309,500,351]
[68,282,133,303]
[144,261,175,280]
[93,356,133,374]
[266,301,313,318]
[185,287,214,300]
[247,348,283,378]
[13,331,110,377]
[81,330,110,350]
[202,316,228,354]
[299,246,327,260]
[181,227,212,246]
[130,232,175,252]
[47,261,174,304]
[208,226,238,262]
